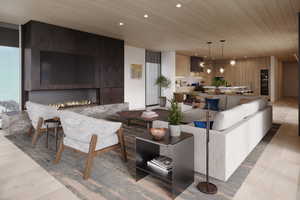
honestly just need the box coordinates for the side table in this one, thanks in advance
[135,131,194,199]
[44,118,62,152]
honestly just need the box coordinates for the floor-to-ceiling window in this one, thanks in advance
[0,24,20,114]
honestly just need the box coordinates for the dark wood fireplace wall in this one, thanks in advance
[22,20,124,107]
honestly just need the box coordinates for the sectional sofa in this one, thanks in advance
[156,94,272,181]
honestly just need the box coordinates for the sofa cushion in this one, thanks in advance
[212,104,247,131]
[226,95,257,109]
[182,108,218,123]
[243,99,267,117]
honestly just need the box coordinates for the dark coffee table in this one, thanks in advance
[117,109,169,129]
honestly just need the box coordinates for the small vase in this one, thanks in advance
[169,125,181,137]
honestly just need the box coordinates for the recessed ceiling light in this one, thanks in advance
[144,14,149,18]
[176,3,182,8]
[119,22,124,26]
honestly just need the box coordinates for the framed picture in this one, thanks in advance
[130,64,143,79]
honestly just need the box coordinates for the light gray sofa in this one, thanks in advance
[181,94,261,123]
[158,95,272,181]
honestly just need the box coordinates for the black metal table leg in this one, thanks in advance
[46,124,49,149]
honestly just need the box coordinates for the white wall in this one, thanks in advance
[283,61,298,97]
[161,51,176,103]
[124,45,146,109]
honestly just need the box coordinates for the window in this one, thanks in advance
[0,45,20,113]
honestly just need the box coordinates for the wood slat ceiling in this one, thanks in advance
[0,0,299,59]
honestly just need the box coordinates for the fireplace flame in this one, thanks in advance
[49,100,93,109]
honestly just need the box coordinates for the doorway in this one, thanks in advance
[145,50,161,106]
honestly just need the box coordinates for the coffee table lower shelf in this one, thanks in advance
[136,164,172,184]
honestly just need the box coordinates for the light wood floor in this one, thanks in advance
[0,131,79,200]
[234,98,300,200]
[0,98,298,200]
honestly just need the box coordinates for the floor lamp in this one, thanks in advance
[197,105,218,194]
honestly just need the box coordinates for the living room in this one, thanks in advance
[0,1,299,200]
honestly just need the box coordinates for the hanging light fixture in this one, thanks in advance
[205,41,213,74]
[230,59,236,66]
[200,61,205,67]
[219,40,226,74]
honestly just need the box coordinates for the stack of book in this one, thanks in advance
[141,110,158,118]
[147,156,173,174]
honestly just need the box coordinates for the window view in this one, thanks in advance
[0,45,20,113]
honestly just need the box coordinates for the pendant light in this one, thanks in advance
[230,60,236,66]
[206,41,213,74]
[219,40,226,74]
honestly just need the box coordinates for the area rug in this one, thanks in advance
[6,123,281,200]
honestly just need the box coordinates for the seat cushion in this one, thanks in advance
[64,134,118,153]
[60,111,121,143]
[26,101,59,128]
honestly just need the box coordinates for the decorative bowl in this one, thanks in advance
[150,128,167,141]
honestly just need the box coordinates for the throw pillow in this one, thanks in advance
[204,98,220,111]
[194,121,214,129]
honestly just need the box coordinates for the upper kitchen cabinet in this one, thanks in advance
[190,56,204,72]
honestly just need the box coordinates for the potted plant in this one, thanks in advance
[168,99,183,137]
[212,77,227,94]
[155,75,171,107]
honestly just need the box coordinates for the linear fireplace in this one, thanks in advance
[22,21,125,108]
[28,89,99,105]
